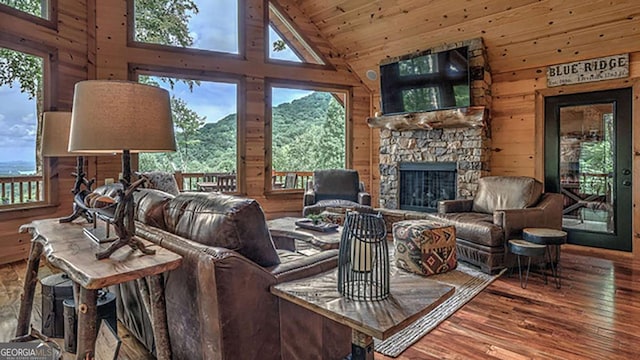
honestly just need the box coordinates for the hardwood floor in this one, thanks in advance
[1,248,639,359]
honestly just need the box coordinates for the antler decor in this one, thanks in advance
[95,177,155,260]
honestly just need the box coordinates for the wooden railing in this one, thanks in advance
[272,171,313,190]
[176,171,313,192]
[0,175,44,205]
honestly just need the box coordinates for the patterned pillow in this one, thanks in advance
[139,171,180,196]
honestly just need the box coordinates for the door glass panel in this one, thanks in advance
[559,104,614,233]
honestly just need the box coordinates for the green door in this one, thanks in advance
[544,88,632,251]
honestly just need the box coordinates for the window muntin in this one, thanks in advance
[269,85,346,190]
[133,0,239,54]
[0,46,44,205]
[137,75,239,187]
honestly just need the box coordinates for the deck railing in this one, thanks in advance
[0,175,44,205]
[177,171,313,192]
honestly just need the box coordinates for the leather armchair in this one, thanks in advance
[429,176,563,273]
[303,169,372,216]
[113,189,350,360]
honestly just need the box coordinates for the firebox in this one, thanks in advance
[399,162,457,212]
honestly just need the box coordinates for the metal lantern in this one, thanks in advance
[338,211,389,301]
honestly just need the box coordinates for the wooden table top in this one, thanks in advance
[271,269,454,340]
[23,219,182,289]
[267,217,343,250]
[523,227,567,245]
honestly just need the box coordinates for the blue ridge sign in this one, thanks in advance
[547,54,629,87]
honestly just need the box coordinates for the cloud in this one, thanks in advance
[150,75,238,123]
[0,82,38,163]
[189,0,239,53]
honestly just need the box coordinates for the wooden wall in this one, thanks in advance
[93,0,372,218]
[293,0,640,257]
[0,1,126,264]
[3,0,640,261]
[0,0,372,263]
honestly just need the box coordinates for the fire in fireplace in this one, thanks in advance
[399,162,457,212]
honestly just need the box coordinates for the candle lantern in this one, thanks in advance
[338,211,389,301]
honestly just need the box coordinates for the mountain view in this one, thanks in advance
[140,91,346,173]
[0,160,37,176]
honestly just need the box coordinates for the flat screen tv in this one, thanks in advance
[380,46,470,115]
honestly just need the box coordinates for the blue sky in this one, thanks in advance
[0,0,313,165]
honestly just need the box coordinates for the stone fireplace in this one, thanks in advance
[370,37,492,211]
[378,126,491,210]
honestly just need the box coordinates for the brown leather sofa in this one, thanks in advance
[113,188,350,359]
[428,176,563,273]
[303,169,372,216]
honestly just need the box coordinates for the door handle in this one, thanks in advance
[623,180,632,186]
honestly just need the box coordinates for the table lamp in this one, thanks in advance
[69,80,176,259]
[41,111,95,223]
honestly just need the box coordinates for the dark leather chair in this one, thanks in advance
[303,169,372,216]
[112,188,350,360]
[429,176,563,273]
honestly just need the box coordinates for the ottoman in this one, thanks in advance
[393,220,457,276]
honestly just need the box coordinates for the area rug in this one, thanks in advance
[374,263,506,357]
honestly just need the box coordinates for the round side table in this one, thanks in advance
[522,228,567,289]
[508,239,547,289]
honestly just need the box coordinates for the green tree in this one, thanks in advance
[0,0,44,18]
[170,96,206,167]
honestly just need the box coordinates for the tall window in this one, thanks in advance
[137,75,238,175]
[0,46,44,205]
[269,85,347,190]
[133,0,239,54]
[0,0,52,19]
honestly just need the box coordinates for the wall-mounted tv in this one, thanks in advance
[380,46,470,115]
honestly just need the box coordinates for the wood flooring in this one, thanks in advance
[1,248,639,359]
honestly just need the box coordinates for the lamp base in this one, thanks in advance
[83,226,117,244]
[94,177,155,260]
[59,202,94,224]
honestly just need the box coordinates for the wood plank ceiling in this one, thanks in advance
[283,0,640,90]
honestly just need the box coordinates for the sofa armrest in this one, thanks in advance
[358,191,371,206]
[493,207,544,241]
[438,199,474,213]
[304,189,316,206]
[270,249,339,283]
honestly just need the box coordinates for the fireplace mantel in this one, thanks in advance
[367,106,487,131]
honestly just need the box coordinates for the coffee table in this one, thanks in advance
[271,269,454,359]
[267,216,343,250]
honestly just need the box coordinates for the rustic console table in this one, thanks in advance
[14,219,182,360]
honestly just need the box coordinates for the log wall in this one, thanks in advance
[0,1,123,264]
[0,0,373,263]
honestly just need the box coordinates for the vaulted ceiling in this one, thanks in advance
[280,0,640,91]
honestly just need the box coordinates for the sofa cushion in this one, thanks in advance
[138,171,180,196]
[428,212,503,247]
[472,176,543,214]
[133,189,174,229]
[163,192,280,267]
[314,169,359,202]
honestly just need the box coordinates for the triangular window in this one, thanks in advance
[268,2,324,65]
